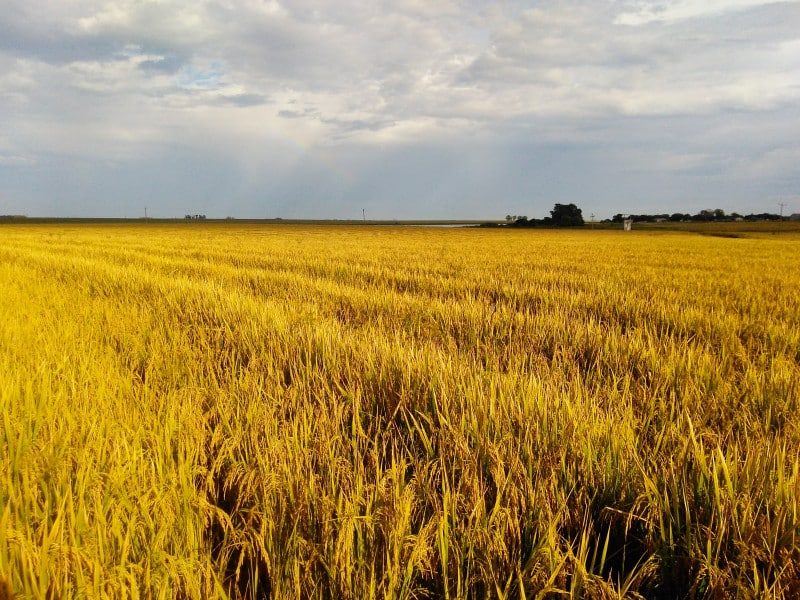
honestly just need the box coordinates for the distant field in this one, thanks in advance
[1,224,798,598]
[629,220,800,235]
[0,217,504,226]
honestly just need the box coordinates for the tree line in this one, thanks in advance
[609,209,785,223]
[486,205,790,229]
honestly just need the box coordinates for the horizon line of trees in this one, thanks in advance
[491,206,792,228]
[609,209,788,223]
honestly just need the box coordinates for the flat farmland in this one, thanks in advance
[1,224,799,599]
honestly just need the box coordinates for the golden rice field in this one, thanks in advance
[1,223,799,599]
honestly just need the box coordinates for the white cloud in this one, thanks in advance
[615,0,780,25]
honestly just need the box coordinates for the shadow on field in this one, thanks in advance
[203,416,272,600]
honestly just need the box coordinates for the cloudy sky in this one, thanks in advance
[1,0,798,219]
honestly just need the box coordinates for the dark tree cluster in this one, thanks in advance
[503,203,585,228]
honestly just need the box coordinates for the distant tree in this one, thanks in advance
[550,203,584,227]
[693,210,710,221]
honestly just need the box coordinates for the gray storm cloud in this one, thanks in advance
[0,0,798,218]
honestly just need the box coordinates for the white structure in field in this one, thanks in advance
[623,219,633,231]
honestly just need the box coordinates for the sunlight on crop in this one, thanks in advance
[1,224,799,598]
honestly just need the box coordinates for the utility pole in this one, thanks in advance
[144,206,148,219]
[779,202,786,218]
[590,213,595,229]
[362,208,366,223]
